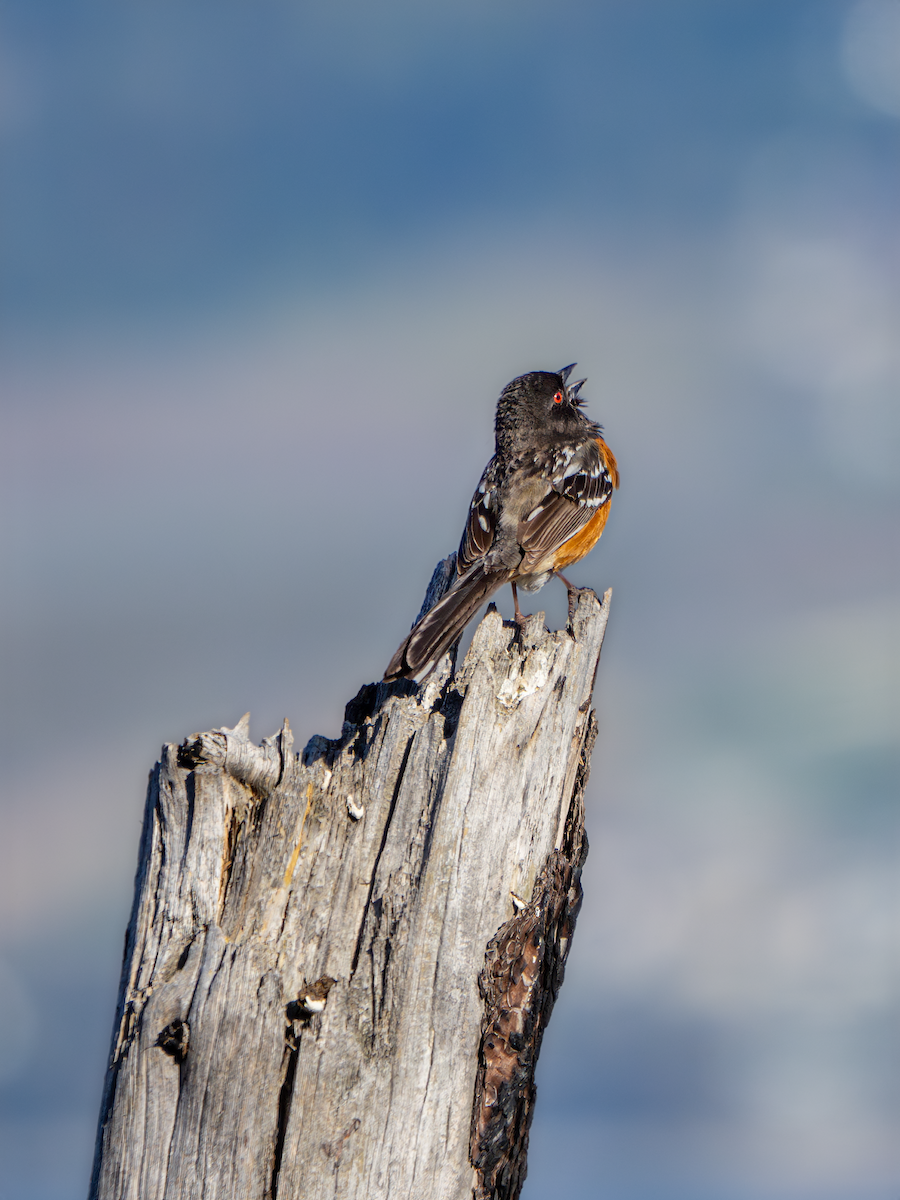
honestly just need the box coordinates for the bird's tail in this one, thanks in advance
[384,563,507,682]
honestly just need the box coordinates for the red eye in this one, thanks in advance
[553,391,564,404]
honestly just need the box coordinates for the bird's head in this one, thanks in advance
[495,365,590,454]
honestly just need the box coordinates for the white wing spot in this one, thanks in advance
[477,513,489,532]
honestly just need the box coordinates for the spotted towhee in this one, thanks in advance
[385,365,619,682]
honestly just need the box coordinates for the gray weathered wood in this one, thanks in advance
[90,569,611,1200]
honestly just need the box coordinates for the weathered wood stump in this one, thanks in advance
[90,563,611,1200]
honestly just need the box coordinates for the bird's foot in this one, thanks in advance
[555,570,581,628]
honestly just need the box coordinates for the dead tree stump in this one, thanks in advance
[89,563,611,1200]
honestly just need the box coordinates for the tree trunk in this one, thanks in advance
[89,561,611,1200]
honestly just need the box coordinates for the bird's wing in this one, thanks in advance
[517,438,614,569]
[457,456,502,573]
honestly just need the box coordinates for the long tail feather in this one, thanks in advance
[384,564,507,682]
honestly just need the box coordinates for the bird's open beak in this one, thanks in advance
[558,363,576,383]
[567,378,587,403]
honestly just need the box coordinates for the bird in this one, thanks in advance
[384,365,618,682]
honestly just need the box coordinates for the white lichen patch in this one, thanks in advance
[496,647,552,708]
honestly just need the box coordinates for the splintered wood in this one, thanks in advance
[90,577,610,1200]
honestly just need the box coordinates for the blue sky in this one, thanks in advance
[3,0,895,327]
[1,3,899,1198]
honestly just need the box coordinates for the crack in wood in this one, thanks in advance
[270,1032,300,1200]
[349,732,415,980]
[217,802,244,924]
[181,772,196,871]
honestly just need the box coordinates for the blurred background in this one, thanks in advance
[1,1,898,1197]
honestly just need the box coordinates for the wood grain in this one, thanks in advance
[90,567,611,1200]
